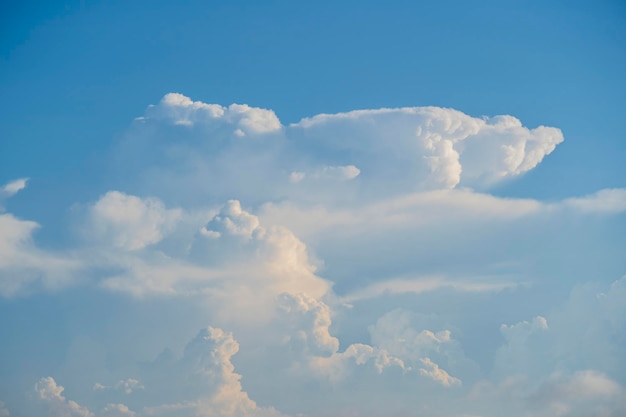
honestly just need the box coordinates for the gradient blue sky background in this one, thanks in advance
[2,0,625,194]
[1,1,625,417]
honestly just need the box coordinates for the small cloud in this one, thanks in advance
[289,171,306,183]
[0,178,29,211]
[562,188,626,214]
[35,376,94,417]
[314,165,360,181]
[418,358,461,387]
[93,379,144,395]
[342,276,517,303]
[290,166,360,184]
[1,178,28,197]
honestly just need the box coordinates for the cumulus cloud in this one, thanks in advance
[277,292,339,356]
[112,94,563,207]
[86,191,182,250]
[36,376,94,417]
[368,309,454,361]
[290,106,563,190]
[309,342,407,383]
[456,277,626,416]
[137,326,289,417]
[494,316,549,378]
[148,93,282,135]
[271,292,410,385]
[36,327,289,417]
[4,94,624,417]
[492,276,626,382]
[77,198,331,326]
[418,357,461,387]
[140,326,287,417]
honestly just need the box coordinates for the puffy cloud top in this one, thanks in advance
[87,191,182,250]
[146,93,281,135]
[115,94,564,206]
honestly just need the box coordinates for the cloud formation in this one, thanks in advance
[112,94,564,207]
[1,94,624,417]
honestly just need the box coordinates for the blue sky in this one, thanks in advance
[1,1,625,417]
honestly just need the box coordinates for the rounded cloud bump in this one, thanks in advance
[116,94,564,206]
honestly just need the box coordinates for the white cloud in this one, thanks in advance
[86,191,182,250]
[0,178,28,201]
[0,213,82,296]
[277,292,339,356]
[342,276,517,303]
[290,106,563,191]
[562,188,626,214]
[36,327,290,417]
[272,292,409,384]
[309,342,407,383]
[418,357,461,387]
[112,94,564,208]
[4,94,625,417]
[36,377,94,417]
[135,327,290,417]
[201,200,260,238]
[146,93,281,135]
[81,198,330,316]
[93,379,144,395]
[368,309,454,361]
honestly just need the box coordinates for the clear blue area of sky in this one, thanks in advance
[1,0,625,221]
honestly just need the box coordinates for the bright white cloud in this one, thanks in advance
[86,191,182,250]
[3,94,625,417]
[290,106,563,190]
[36,377,94,417]
[112,94,564,207]
[144,93,281,135]
[0,178,28,200]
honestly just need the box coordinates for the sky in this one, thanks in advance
[0,1,625,416]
